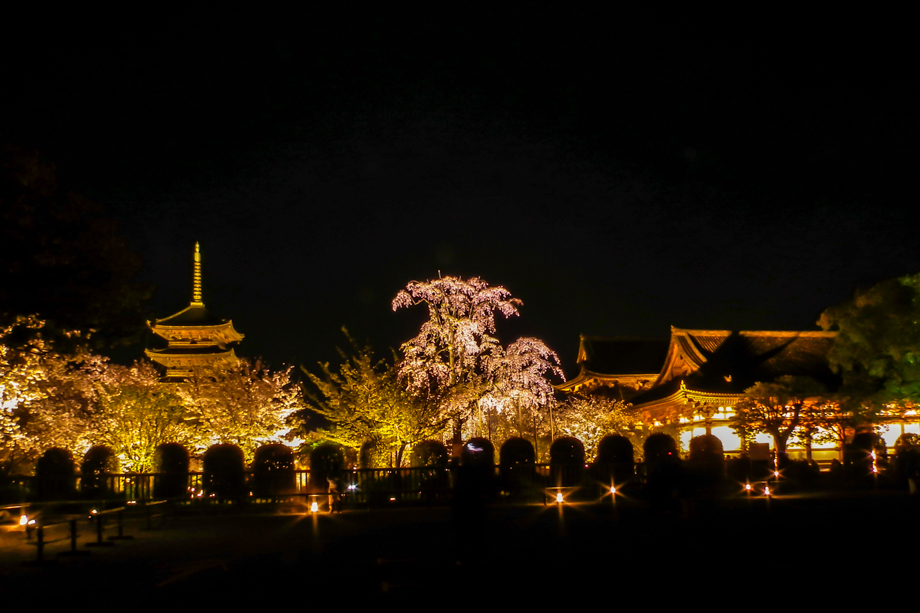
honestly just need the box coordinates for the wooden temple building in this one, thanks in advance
[145,243,244,381]
[560,328,848,457]
[562,327,920,456]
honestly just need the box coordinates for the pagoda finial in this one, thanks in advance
[192,242,204,306]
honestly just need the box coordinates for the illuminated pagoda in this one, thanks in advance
[145,243,244,381]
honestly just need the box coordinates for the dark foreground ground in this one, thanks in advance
[1,492,913,606]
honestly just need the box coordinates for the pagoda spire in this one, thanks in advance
[192,242,204,306]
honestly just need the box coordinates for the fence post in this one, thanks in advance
[35,524,44,563]
[94,515,103,544]
[86,514,113,547]
[59,519,91,557]
[110,510,133,540]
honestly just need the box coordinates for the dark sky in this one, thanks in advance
[3,14,916,379]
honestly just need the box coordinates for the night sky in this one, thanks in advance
[3,15,915,379]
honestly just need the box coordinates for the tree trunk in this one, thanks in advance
[452,418,463,457]
[770,429,788,455]
[533,411,539,461]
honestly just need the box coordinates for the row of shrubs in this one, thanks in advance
[31,443,306,501]
[24,430,920,503]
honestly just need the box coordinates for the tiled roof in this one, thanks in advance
[630,328,839,405]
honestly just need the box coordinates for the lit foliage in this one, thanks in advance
[393,276,564,443]
[556,396,633,461]
[90,361,187,472]
[792,396,877,459]
[302,331,448,467]
[483,337,565,413]
[819,272,920,406]
[2,315,304,473]
[180,358,304,461]
[1,316,100,476]
[732,375,826,454]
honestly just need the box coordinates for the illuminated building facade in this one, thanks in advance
[145,243,244,381]
[557,328,920,458]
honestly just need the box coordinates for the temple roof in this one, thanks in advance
[630,327,839,406]
[576,335,670,375]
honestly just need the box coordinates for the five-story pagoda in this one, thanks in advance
[146,243,244,381]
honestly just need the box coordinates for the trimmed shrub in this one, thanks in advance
[461,438,495,466]
[550,436,585,487]
[689,435,724,471]
[689,434,724,460]
[499,437,536,493]
[457,438,497,502]
[310,443,345,491]
[894,433,920,486]
[597,434,634,465]
[846,431,883,480]
[81,446,119,499]
[687,435,725,495]
[154,443,190,498]
[36,448,76,501]
[643,433,679,472]
[410,440,449,468]
[411,440,450,502]
[251,444,296,497]
[594,434,634,485]
[202,444,246,499]
[643,434,684,512]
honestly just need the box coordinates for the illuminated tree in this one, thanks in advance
[1,316,100,476]
[303,331,448,467]
[90,361,188,472]
[480,337,564,431]
[555,396,633,461]
[818,272,920,406]
[393,276,563,449]
[732,376,827,455]
[180,358,304,461]
[797,396,876,461]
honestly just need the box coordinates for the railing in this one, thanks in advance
[4,463,636,506]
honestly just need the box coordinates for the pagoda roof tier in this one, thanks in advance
[155,302,228,326]
[150,304,244,344]
[146,345,238,358]
[145,347,239,373]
